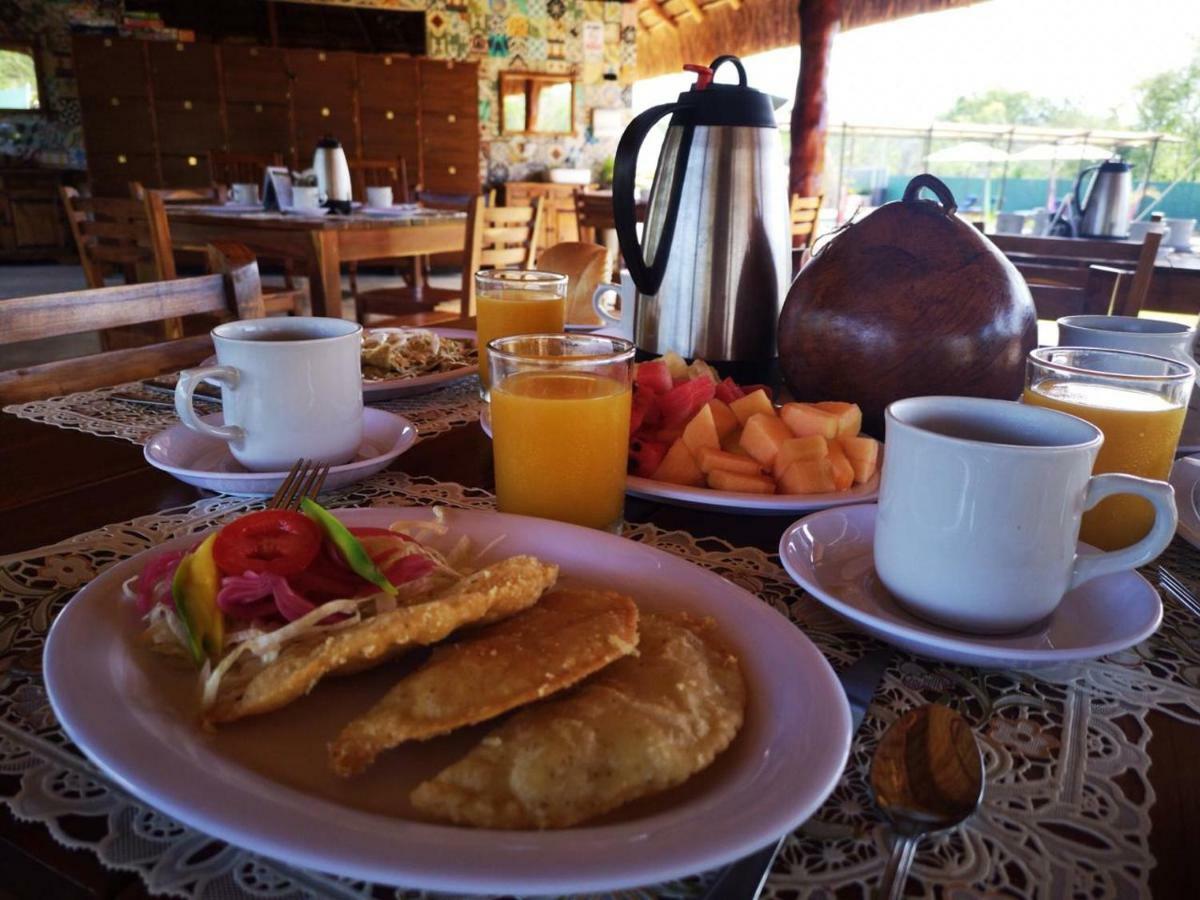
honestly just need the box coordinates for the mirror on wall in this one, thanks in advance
[499,72,575,136]
[0,42,44,112]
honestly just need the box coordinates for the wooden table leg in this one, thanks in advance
[308,230,346,318]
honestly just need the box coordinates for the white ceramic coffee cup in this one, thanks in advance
[589,269,635,341]
[230,183,260,205]
[875,395,1176,634]
[1165,218,1196,250]
[292,185,321,210]
[366,185,393,208]
[1056,315,1200,404]
[175,317,363,472]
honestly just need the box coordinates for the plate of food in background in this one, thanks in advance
[359,327,477,399]
[45,504,851,896]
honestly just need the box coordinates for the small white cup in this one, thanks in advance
[1165,217,1196,250]
[995,212,1026,234]
[590,269,635,341]
[230,183,260,205]
[1057,315,1200,405]
[366,185,394,208]
[875,396,1176,634]
[292,185,321,210]
[175,317,363,472]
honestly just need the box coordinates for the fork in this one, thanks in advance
[1155,566,1200,620]
[269,459,331,510]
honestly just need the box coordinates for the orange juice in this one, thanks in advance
[476,290,566,387]
[1024,379,1185,550]
[491,371,632,530]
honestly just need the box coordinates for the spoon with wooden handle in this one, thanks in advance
[870,703,983,900]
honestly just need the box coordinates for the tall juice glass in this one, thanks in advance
[475,270,567,395]
[1025,346,1193,551]
[489,334,635,531]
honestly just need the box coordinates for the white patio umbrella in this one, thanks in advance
[926,142,1011,216]
[1010,143,1115,209]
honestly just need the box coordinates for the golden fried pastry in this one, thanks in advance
[410,611,745,829]
[205,556,558,724]
[329,589,639,776]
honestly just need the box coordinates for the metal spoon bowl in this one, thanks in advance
[870,703,983,900]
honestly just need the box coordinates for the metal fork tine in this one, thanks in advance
[1156,566,1200,619]
[310,463,331,500]
[270,459,305,510]
[293,463,324,509]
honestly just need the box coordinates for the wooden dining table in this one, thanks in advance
[167,207,468,318]
[2,331,1199,898]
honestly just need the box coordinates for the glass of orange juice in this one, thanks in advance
[1025,346,1193,551]
[475,270,568,396]
[489,333,635,532]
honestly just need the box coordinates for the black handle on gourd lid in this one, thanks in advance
[613,101,693,296]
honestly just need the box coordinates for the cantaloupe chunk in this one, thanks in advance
[706,399,740,440]
[778,457,836,494]
[661,351,688,381]
[739,413,793,468]
[826,439,855,491]
[708,470,776,494]
[696,446,764,476]
[772,435,829,478]
[839,435,880,484]
[652,438,704,486]
[682,404,721,454]
[720,428,743,453]
[780,403,839,439]
[729,389,775,425]
[814,401,863,439]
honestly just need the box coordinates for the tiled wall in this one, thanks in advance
[426,0,636,183]
[0,0,635,183]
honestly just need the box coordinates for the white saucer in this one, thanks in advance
[144,408,417,497]
[779,503,1162,668]
[1170,455,1200,550]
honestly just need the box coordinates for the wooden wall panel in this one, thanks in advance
[147,41,219,101]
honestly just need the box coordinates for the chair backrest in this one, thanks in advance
[349,157,411,203]
[1024,264,1129,321]
[132,182,227,205]
[790,194,823,249]
[574,190,615,243]
[208,151,282,188]
[0,242,266,404]
[987,231,1162,317]
[60,186,176,290]
[459,195,545,315]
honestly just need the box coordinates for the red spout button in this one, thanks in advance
[683,64,713,90]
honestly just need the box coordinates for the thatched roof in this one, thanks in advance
[635,0,985,80]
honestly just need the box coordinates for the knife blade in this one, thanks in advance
[141,378,222,402]
[700,648,893,900]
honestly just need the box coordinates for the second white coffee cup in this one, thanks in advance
[175,317,363,472]
[875,395,1176,634]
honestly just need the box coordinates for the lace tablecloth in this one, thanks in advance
[3,473,1200,899]
[3,376,486,447]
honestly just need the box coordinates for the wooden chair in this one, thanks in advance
[348,157,411,203]
[574,190,615,243]
[1025,265,1130,321]
[790,193,823,272]
[127,181,305,317]
[357,195,544,325]
[987,232,1163,318]
[0,242,265,404]
[208,151,282,188]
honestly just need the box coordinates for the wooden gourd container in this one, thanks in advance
[777,175,1037,436]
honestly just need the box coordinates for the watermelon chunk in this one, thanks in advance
[635,360,673,395]
[715,376,745,404]
[658,377,717,427]
[628,438,669,478]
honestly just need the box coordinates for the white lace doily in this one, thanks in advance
[3,376,485,447]
[3,474,1200,899]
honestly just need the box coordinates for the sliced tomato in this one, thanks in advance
[212,510,323,577]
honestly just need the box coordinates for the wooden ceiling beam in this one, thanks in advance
[644,0,679,30]
[680,0,706,21]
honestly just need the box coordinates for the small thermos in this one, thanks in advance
[312,135,353,215]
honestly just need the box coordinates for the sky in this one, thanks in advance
[635,0,1200,128]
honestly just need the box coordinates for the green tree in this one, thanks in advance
[1134,47,1200,181]
[943,89,1107,129]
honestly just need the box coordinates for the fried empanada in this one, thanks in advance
[329,589,639,776]
[410,611,745,829]
[205,556,558,725]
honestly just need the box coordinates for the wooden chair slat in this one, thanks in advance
[78,219,152,240]
[485,206,536,224]
[479,247,529,267]
[481,226,535,245]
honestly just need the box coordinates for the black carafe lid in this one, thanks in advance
[669,56,777,128]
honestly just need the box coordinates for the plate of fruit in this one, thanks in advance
[626,354,881,515]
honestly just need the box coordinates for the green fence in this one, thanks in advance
[882,175,1200,219]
